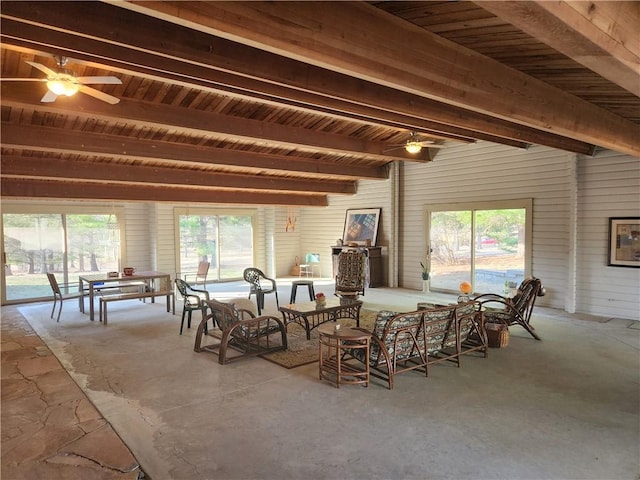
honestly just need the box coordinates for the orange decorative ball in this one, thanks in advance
[459,281,472,294]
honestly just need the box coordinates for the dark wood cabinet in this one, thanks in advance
[331,246,384,288]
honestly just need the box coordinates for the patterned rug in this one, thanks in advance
[259,309,378,369]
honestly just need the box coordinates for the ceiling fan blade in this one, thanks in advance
[76,76,122,85]
[0,78,47,82]
[384,145,404,152]
[25,61,57,77]
[78,85,120,104]
[40,90,58,103]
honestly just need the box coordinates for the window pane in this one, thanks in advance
[3,212,122,303]
[219,216,253,279]
[473,209,525,295]
[179,215,218,276]
[178,214,253,281]
[430,211,472,291]
[3,214,63,301]
[67,214,120,274]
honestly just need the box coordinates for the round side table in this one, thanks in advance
[318,323,371,388]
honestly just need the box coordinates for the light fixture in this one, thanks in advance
[405,141,422,154]
[46,74,80,97]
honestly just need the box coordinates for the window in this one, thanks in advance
[176,209,254,281]
[2,209,122,303]
[426,200,531,295]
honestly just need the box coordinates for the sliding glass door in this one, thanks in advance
[2,212,121,303]
[176,210,254,281]
[428,201,531,295]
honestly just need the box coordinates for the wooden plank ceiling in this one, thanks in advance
[1,1,638,206]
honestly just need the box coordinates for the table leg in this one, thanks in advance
[79,278,85,313]
[335,338,341,389]
[89,284,95,321]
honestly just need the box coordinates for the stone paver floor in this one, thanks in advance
[1,306,144,479]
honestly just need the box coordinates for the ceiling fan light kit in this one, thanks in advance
[3,55,122,104]
[404,141,423,154]
[46,76,80,97]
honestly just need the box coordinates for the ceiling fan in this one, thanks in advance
[2,56,122,104]
[386,131,445,154]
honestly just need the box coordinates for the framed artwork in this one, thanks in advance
[608,217,640,267]
[342,208,381,246]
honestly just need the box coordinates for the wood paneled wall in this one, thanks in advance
[2,143,638,320]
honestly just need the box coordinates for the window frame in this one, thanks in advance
[1,203,125,305]
[423,199,533,294]
[173,207,257,282]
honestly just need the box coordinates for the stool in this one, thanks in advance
[290,280,315,303]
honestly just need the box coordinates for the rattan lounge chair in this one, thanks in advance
[474,277,544,340]
[351,309,426,389]
[195,297,287,364]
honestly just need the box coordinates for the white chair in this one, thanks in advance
[299,253,321,277]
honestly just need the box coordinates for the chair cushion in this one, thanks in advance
[456,302,478,343]
[423,306,456,353]
[372,310,398,338]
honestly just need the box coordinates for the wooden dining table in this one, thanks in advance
[78,271,172,322]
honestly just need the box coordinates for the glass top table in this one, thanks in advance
[279,297,362,340]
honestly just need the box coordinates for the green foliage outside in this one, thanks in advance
[431,209,524,265]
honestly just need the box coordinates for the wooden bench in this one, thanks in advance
[99,290,175,325]
[80,282,147,313]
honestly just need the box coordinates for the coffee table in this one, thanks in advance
[318,323,371,388]
[279,298,362,340]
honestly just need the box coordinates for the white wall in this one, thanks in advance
[302,142,639,320]
[3,143,638,320]
[398,142,577,311]
[296,177,394,281]
[576,150,640,319]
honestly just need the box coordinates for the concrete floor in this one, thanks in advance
[2,279,639,480]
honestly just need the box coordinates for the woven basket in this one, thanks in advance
[290,256,301,276]
[485,323,509,348]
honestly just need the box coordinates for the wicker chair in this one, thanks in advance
[334,249,367,297]
[175,278,210,335]
[351,309,426,389]
[194,297,287,364]
[243,267,279,315]
[474,277,543,340]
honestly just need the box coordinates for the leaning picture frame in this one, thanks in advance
[608,217,640,267]
[342,208,381,246]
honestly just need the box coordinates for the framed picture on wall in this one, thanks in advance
[608,217,640,267]
[342,208,381,246]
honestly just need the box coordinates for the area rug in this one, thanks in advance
[259,308,378,369]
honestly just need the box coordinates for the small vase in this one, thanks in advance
[422,279,430,293]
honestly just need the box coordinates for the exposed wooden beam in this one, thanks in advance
[479,1,640,96]
[123,1,639,155]
[0,177,328,206]
[1,156,357,195]
[0,80,416,164]
[0,4,596,154]
[1,123,389,181]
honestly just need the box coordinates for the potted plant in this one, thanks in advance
[420,262,430,281]
[420,262,430,292]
